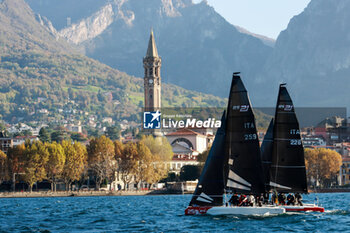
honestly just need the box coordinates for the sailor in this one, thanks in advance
[229,194,240,206]
[263,193,269,205]
[271,191,278,205]
[247,195,255,207]
[238,194,247,206]
[256,194,263,207]
[286,193,295,205]
[295,193,303,206]
[278,193,287,205]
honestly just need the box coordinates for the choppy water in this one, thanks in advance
[0,193,349,232]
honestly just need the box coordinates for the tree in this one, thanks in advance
[105,126,120,140]
[0,150,7,182]
[134,142,153,189]
[39,127,51,142]
[87,136,115,189]
[61,140,87,191]
[305,148,342,188]
[180,165,201,181]
[51,127,68,142]
[140,135,173,161]
[45,142,65,192]
[7,144,26,189]
[197,147,211,172]
[22,141,49,192]
[70,132,87,142]
[116,142,138,190]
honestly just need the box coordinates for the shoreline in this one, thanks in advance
[1,188,350,199]
[0,190,155,199]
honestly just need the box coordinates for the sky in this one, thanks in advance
[192,0,311,39]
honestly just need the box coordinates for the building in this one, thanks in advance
[165,128,213,174]
[143,29,161,112]
[339,157,350,186]
[0,132,13,154]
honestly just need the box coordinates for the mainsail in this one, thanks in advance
[261,118,274,191]
[269,84,308,193]
[189,111,227,206]
[224,73,265,195]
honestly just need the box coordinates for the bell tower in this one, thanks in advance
[143,29,161,112]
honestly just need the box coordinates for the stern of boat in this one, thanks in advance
[185,206,212,215]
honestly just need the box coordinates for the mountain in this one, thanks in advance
[25,0,273,98]
[0,0,226,124]
[255,0,350,109]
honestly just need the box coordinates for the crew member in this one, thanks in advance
[287,193,295,205]
[295,193,303,206]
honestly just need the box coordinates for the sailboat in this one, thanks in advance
[261,84,324,213]
[185,73,285,216]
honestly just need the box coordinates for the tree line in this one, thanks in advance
[0,135,173,192]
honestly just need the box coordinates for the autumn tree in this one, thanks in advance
[45,142,65,192]
[61,140,87,191]
[0,150,7,182]
[22,141,49,192]
[7,144,26,189]
[140,135,173,161]
[305,148,342,188]
[134,142,153,189]
[87,136,115,189]
[139,136,172,185]
[116,142,138,190]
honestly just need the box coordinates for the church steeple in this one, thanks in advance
[143,29,162,112]
[146,29,159,58]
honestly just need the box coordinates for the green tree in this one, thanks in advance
[51,127,68,142]
[45,142,65,192]
[105,126,120,140]
[61,140,87,191]
[87,136,115,189]
[180,165,201,181]
[70,132,87,142]
[197,147,211,172]
[39,127,51,142]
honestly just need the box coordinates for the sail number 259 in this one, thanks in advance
[244,134,257,140]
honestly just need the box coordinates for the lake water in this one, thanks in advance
[0,193,349,232]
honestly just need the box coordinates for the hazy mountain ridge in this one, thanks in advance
[26,0,273,98]
[255,0,350,108]
[0,0,226,123]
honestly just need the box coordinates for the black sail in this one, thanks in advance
[189,111,227,206]
[270,84,308,193]
[261,118,274,191]
[224,73,265,195]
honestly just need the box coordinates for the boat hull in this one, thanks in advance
[282,204,324,212]
[185,206,285,216]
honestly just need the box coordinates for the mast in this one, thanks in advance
[224,73,265,195]
[270,84,308,193]
[189,111,227,206]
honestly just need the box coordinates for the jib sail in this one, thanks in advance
[189,111,227,206]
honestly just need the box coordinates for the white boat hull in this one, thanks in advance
[185,206,285,216]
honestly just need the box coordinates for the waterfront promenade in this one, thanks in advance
[0,190,152,198]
